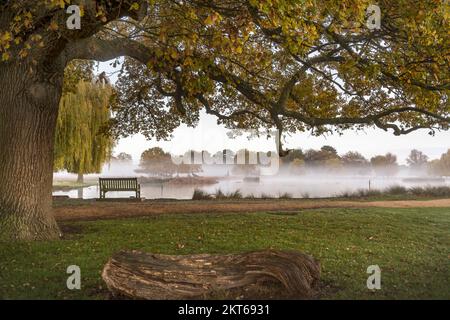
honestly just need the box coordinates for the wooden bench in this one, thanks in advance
[99,178,141,199]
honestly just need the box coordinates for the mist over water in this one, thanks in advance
[53,161,449,200]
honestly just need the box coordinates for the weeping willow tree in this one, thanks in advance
[54,80,114,183]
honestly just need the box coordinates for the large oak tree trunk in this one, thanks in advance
[0,63,63,241]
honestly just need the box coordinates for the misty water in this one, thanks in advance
[53,162,450,200]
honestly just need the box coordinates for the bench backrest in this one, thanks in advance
[99,178,139,191]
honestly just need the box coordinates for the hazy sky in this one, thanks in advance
[97,63,449,165]
[113,111,449,165]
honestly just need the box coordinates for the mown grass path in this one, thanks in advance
[53,198,450,221]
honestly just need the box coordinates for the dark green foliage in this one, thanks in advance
[192,189,212,200]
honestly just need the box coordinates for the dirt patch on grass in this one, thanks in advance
[59,223,85,235]
[59,223,87,240]
[315,280,342,299]
[53,198,450,222]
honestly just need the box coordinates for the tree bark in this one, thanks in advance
[77,173,84,184]
[102,249,321,299]
[77,188,84,200]
[0,1,151,242]
[0,63,63,241]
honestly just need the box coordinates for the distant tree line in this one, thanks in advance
[428,150,450,176]
[133,146,450,178]
[136,147,202,178]
[282,147,450,177]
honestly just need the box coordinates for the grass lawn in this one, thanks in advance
[0,207,449,300]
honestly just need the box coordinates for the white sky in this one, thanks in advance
[97,62,449,165]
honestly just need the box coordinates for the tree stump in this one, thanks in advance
[102,249,321,299]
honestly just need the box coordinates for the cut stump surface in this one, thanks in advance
[102,249,321,299]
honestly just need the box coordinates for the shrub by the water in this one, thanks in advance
[192,189,212,200]
[279,192,293,199]
[338,185,450,198]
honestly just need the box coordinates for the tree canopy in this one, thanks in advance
[406,149,429,169]
[370,153,399,176]
[54,73,114,179]
[1,0,449,153]
[112,152,133,162]
[137,147,177,177]
[429,149,450,176]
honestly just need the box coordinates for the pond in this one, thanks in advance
[52,175,450,200]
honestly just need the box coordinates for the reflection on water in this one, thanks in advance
[53,176,450,200]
